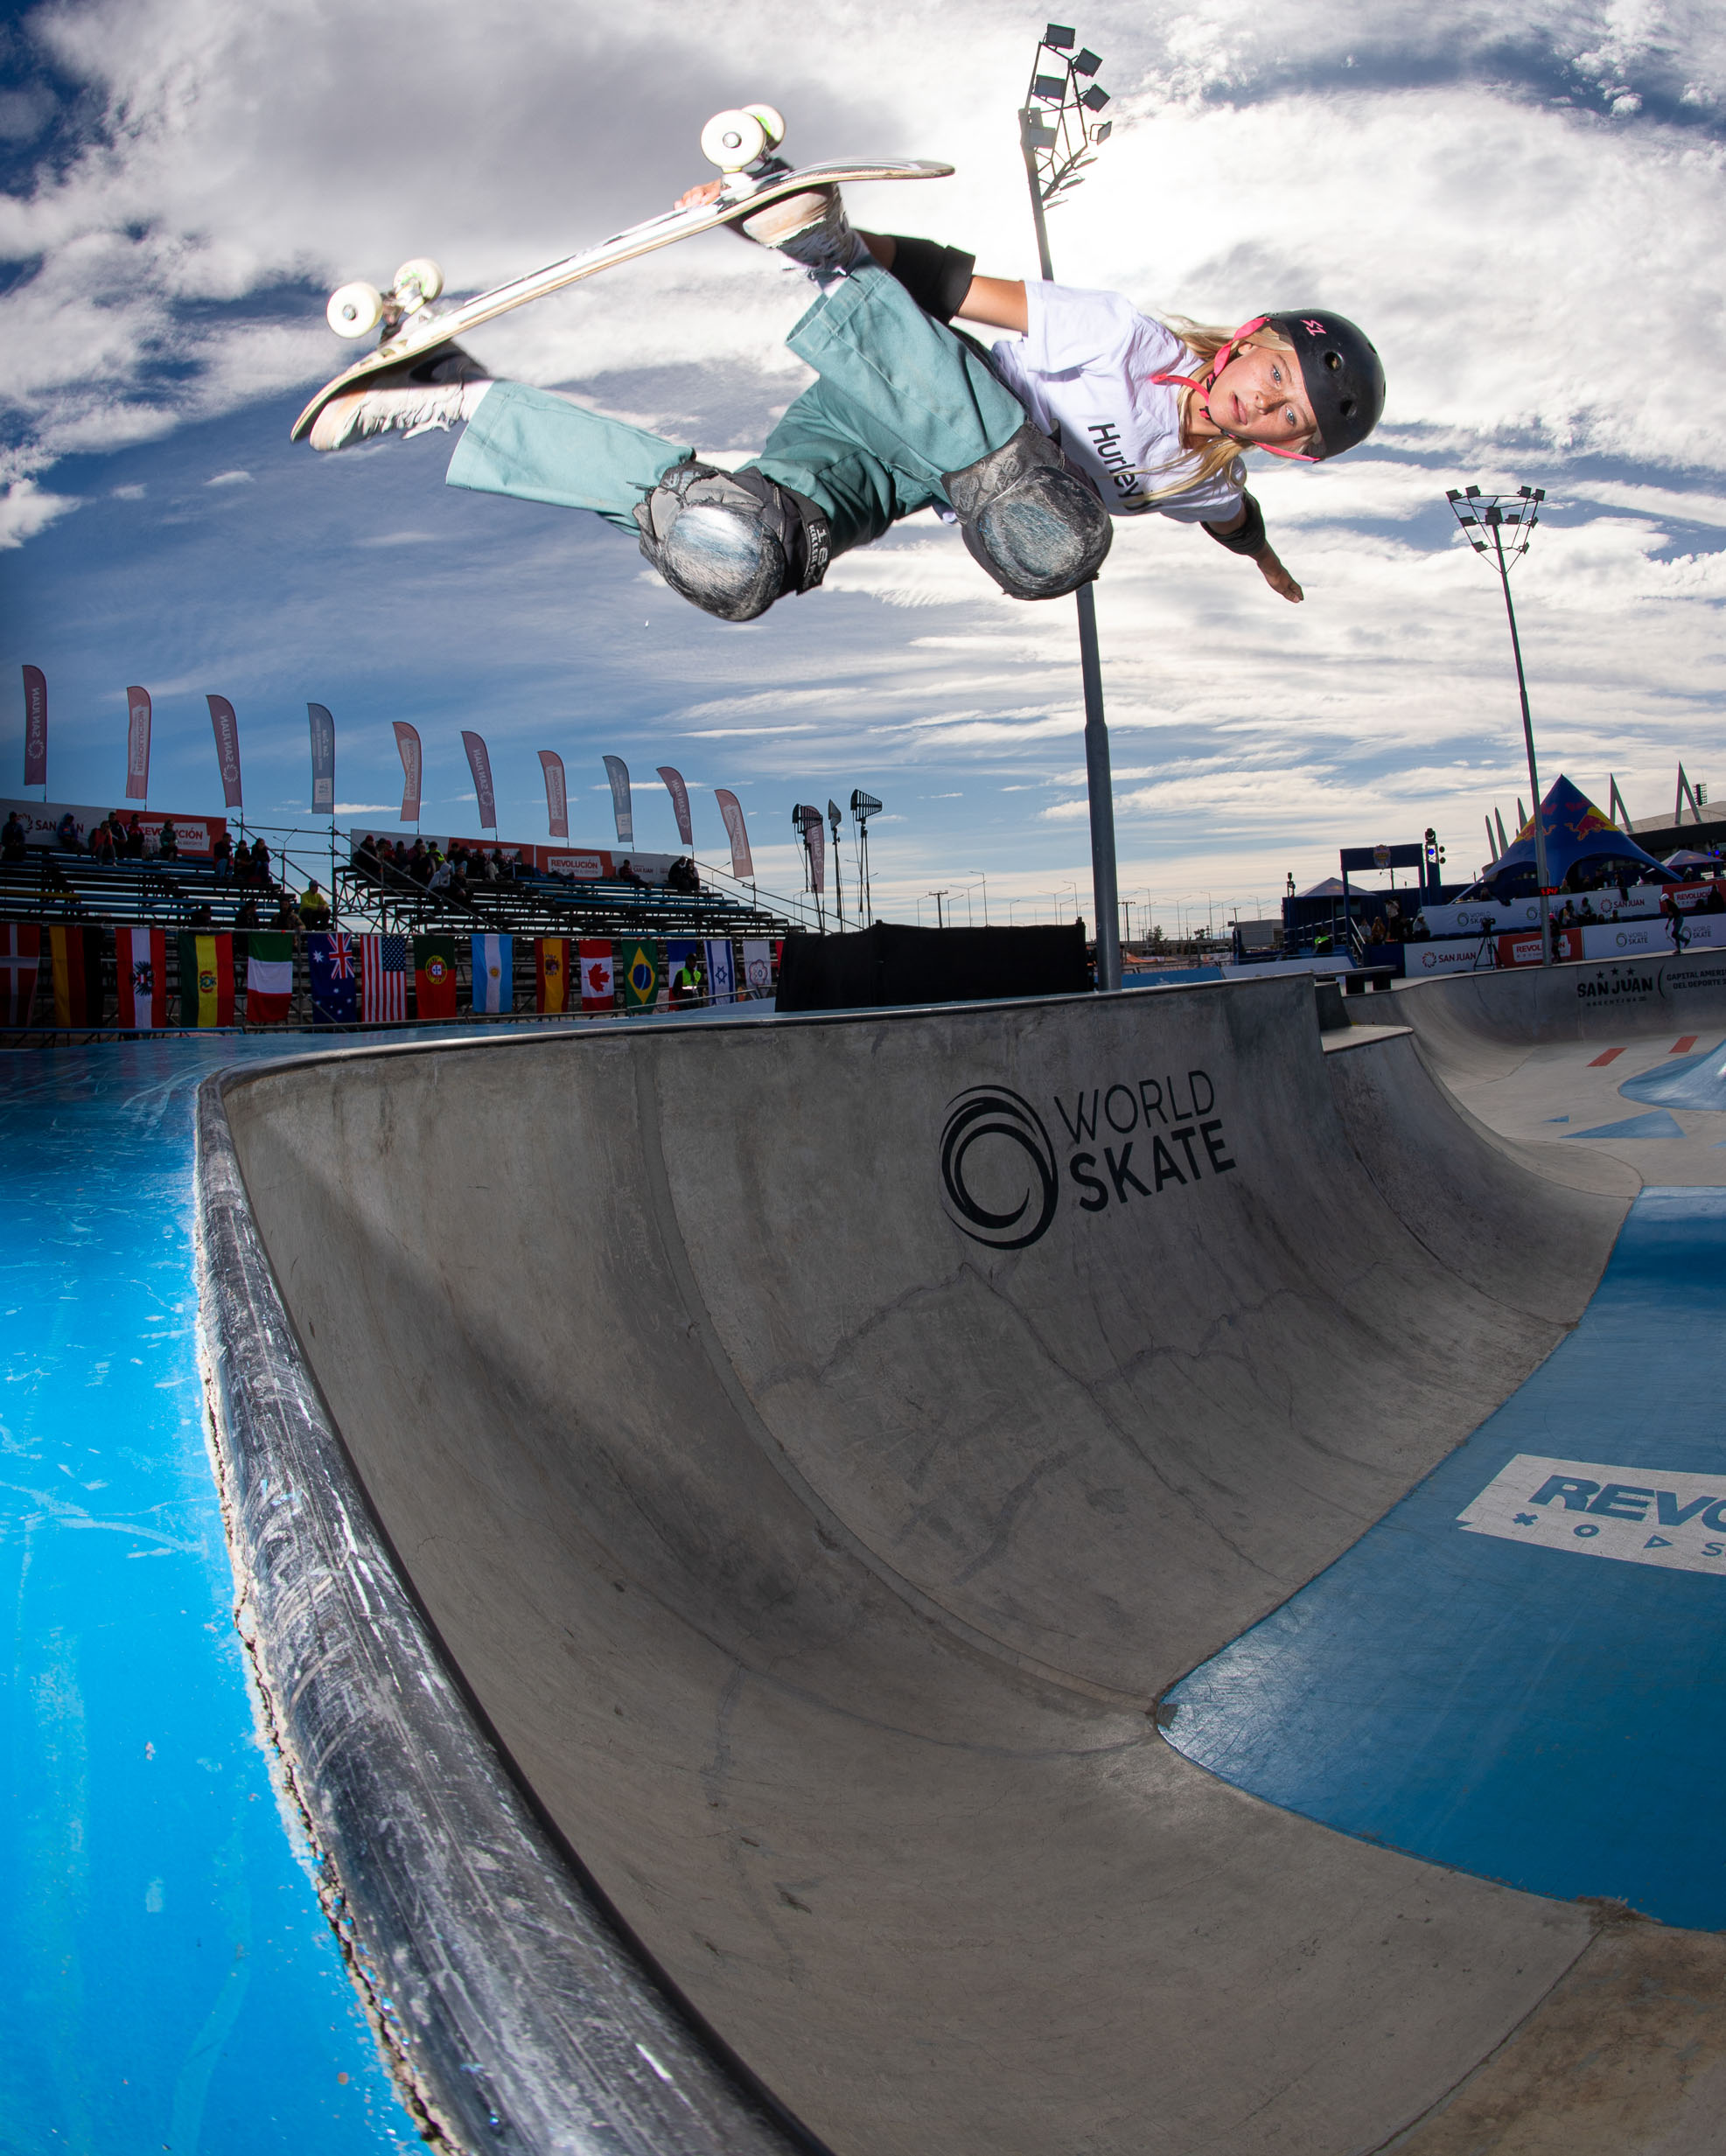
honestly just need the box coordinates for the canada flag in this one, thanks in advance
[579,938,614,1015]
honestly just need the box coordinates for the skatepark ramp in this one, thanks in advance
[196,966,1726,2155]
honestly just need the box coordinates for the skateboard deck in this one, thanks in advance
[293,150,952,441]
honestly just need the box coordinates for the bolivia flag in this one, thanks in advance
[471,932,513,1014]
[178,932,234,1027]
[579,938,613,1015]
[415,935,458,1019]
[621,938,658,1013]
[116,926,167,1029]
[50,925,105,1026]
[535,936,570,1014]
[245,931,295,1023]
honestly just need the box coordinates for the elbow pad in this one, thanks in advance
[1205,492,1267,556]
[883,236,977,323]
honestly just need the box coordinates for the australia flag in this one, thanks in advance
[308,931,359,1024]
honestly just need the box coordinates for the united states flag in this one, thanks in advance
[361,933,408,1022]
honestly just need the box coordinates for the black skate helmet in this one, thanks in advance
[1152,310,1385,462]
[1261,311,1385,459]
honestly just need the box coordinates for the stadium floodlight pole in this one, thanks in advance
[1020,24,1122,994]
[1446,483,1552,966]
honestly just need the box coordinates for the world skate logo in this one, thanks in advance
[940,1086,1060,1251]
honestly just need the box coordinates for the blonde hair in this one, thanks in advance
[1133,317,1297,504]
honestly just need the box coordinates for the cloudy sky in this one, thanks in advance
[3,0,1723,931]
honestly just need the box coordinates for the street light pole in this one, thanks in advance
[1446,485,1551,966]
[1019,29,1122,993]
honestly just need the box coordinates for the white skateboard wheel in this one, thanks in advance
[393,256,444,306]
[701,107,769,171]
[327,280,385,338]
[744,104,786,151]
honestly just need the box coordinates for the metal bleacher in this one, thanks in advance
[338,857,795,942]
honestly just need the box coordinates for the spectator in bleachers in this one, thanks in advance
[667,856,700,895]
[188,900,213,925]
[2,811,25,862]
[354,834,381,883]
[251,836,271,887]
[427,855,453,893]
[234,892,261,929]
[408,839,430,884]
[157,819,179,861]
[269,892,301,931]
[140,823,160,862]
[92,820,116,867]
[212,831,232,882]
[122,814,145,861]
[616,858,641,885]
[298,880,332,928]
[56,811,80,852]
[1705,883,1726,915]
[233,837,253,881]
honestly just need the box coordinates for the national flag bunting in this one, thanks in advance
[308,931,359,1023]
[0,922,40,1027]
[178,931,234,1027]
[414,934,458,1019]
[666,937,702,1010]
[578,938,612,1015]
[471,932,513,1014]
[704,937,736,1005]
[50,924,105,1026]
[536,936,571,1014]
[245,931,295,1023]
[740,937,773,1001]
[361,934,408,1022]
[621,938,658,1013]
[116,926,166,1028]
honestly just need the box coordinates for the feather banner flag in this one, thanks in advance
[539,750,568,840]
[797,803,825,893]
[656,766,694,847]
[308,703,336,815]
[207,694,243,810]
[603,755,633,846]
[462,730,497,833]
[124,687,152,802]
[393,722,422,824]
[22,666,47,791]
[714,789,753,879]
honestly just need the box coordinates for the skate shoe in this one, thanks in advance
[737,182,864,278]
[309,345,492,451]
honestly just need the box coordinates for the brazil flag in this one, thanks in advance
[621,938,659,1013]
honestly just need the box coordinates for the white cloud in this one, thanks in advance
[0,478,78,547]
[205,468,252,486]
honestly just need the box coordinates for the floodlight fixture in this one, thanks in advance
[1094,120,1113,142]
[1444,479,1554,964]
[1073,46,1101,73]
[1080,83,1110,109]
[1044,24,1075,47]
[1034,73,1067,100]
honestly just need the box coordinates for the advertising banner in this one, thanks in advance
[535,937,571,1014]
[579,938,613,1014]
[1497,927,1583,968]
[2,798,223,856]
[604,755,633,845]
[538,750,568,840]
[22,666,46,791]
[461,730,496,833]
[124,687,152,802]
[714,788,753,879]
[178,932,235,1027]
[207,695,244,810]
[393,722,423,824]
[308,702,336,815]
[656,765,694,847]
[1418,897,1547,937]
[1401,938,1495,977]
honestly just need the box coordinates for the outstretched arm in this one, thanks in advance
[1205,499,1303,604]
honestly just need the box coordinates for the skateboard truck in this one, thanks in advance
[326,255,446,342]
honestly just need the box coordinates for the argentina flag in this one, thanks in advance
[472,932,513,1014]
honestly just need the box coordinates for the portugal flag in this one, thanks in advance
[116,926,166,1029]
[579,938,613,1014]
[535,936,571,1014]
[0,922,39,1027]
[50,925,105,1026]
[245,931,295,1023]
[415,934,457,1019]
[620,938,658,1013]
[178,931,234,1027]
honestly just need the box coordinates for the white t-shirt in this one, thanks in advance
[988,283,1245,524]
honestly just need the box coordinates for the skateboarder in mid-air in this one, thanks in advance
[309,167,1385,624]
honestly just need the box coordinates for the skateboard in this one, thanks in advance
[292,105,953,441]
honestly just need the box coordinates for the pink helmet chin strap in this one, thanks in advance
[1149,315,1320,464]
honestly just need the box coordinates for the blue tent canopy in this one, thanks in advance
[1466,775,1676,900]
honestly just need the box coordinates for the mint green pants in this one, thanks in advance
[445,262,1029,558]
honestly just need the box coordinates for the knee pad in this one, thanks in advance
[633,463,831,624]
[942,424,1113,601]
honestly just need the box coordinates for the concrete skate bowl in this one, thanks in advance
[196,974,1726,2156]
